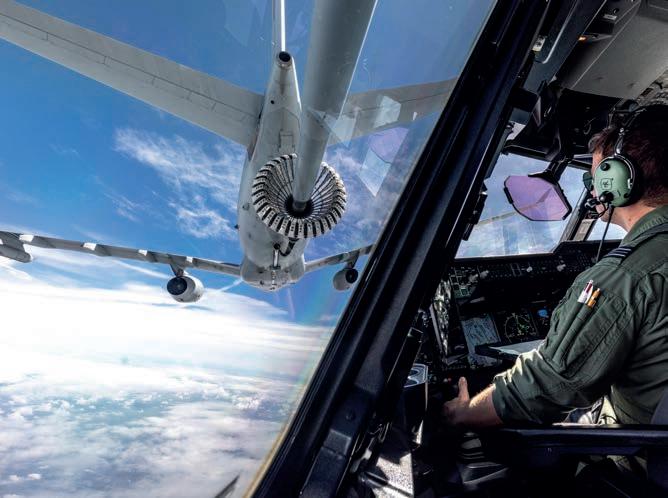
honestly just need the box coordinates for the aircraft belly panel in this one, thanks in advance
[236,51,304,275]
[240,254,305,291]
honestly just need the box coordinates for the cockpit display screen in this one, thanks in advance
[460,314,501,368]
[492,308,541,343]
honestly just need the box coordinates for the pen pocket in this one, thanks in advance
[551,297,603,369]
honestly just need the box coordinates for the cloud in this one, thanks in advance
[113,128,244,217]
[50,144,80,157]
[0,183,39,207]
[0,258,33,282]
[104,191,142,223]
[0,264,331,497]
[11,245,170,284]
[113,128,243,240]
[6,191,39,206]
[169,196,236,240]
[112,260,170,280]
[219,277,244,292]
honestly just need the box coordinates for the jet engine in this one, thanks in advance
[333,268,358,291]
[166,275,204,303]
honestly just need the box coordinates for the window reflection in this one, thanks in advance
[458,156,585,258]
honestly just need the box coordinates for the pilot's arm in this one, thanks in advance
[445,262,642,427]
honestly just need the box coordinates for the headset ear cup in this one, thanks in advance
[593,157,635,207]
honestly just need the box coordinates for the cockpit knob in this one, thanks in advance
[556,264,566,272]
[479,270,490,280]
[525,266,533,273]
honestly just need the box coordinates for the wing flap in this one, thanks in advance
[0,0,262,146]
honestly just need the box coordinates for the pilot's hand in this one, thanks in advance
[442,377,471,426]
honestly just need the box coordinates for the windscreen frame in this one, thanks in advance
[252,0,552,494]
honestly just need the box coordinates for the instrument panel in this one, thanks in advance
[448,242,599,300]
[427,240,619,371]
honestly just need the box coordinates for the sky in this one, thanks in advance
[0,1,496,496]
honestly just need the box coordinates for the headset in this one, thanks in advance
[590,109,644,208]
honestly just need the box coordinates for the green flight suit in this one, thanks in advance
[492,205,668,425]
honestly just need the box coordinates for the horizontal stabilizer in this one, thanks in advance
[330,78,457,145]
[0,0,262,146]
[0,230,240,277]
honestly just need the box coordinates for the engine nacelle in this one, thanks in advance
[333,268,359,291]
[166,275,204,303]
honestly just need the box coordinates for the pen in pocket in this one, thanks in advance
[578,280,594,304]
[587,288,601,308]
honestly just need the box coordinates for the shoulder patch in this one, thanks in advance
[602,246,634,260]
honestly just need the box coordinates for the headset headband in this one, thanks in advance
[613,107,645,157]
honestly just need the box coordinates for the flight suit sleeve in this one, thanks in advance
[491,266,641,424]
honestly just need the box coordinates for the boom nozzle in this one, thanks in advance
[277,51,292,66]
[291,199,309,213]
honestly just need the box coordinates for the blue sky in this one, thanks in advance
[0,0,493,324]
[0,1,495,496]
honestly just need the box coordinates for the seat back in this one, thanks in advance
[648,389,668,490]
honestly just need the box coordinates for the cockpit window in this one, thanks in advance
[0,0,495,496]
[457,154,585,258]
[587,218,627,240]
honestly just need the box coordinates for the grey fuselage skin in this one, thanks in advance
[237,0,376,291]
[238,51,307,291]
[0,0,377,292]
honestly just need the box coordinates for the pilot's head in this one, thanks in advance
[589,104,668,224]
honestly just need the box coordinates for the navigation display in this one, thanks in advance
[492,308,540,343]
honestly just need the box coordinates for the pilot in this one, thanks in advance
[443,105,668,429]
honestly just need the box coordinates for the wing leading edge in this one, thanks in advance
[0,0,262,147]
[0,231,240,277]
[1,229,375,290]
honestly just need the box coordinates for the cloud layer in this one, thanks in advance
[0,258,330,497]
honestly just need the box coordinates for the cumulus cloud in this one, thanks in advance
[0,265,330,497]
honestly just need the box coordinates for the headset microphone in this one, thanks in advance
[585,197,600,209]
[598,191,615,204]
